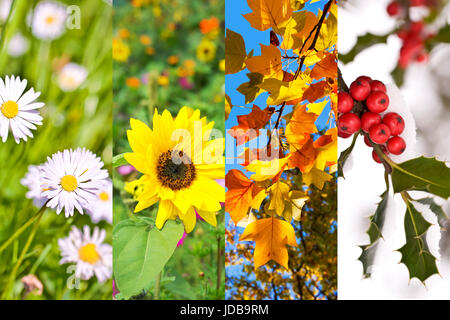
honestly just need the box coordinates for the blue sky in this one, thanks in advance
[224,0,334,300]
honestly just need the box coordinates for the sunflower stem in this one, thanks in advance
[1,205,46,299]
[0,201,49,254]
[154,271,161,300]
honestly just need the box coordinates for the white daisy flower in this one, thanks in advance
[0,75,44,143]
[58,225,112,283]
[57,63,87,92]
[8,33,29,57]
[0,0,12,23]
[40,148,109,217]
[21,164,48,208]
[31,1,67,41]
[86,179,113,224]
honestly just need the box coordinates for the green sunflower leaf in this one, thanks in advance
[113,219,184,299]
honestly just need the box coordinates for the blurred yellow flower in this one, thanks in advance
[176,67,189,78]
[118,28,130,39]
[125,180,145,201]
[146,47,155,55]
[196,39,216,63]
[126,77,141,88]
[158,75,169,86]
[113,38,131,62]
[131,0,151,7]
[139,35,152,46]
[219,59,225,72]
[153,5,162,17]
[183,59,196,70]
[167,55,179,65]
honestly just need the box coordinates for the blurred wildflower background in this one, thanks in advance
[113,0,225,299]
[0,0,112,299]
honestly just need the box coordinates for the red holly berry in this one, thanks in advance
[387,1,401,16]
[338,92,354,113]
[361,112,382,133]
[366,91,390,113]
[370,80,387,93]
[369,123,391,144]
[372,146,388,164]
[270,30,280,47]
[338,113,361,135]
[409,0,426,7]
[338,128,352,138]
[387,136,406,154]
[364,135,374,147]
[382,112,405,136]
[415,52,428,63]
[356,75,372,83]
[350,79,371,101]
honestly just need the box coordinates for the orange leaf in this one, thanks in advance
[310,52,337,80]
[288,138,317,173]
[225,169,262,224]
[302,80,329,103]
[285,105,318,150]
[245,44,283,78]
[243,0,293,31]
[240,217,297,269]
[229,104,274,145]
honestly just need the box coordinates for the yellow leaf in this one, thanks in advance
[314,128,337,171]
[240,217,297,269]
[251,188,267,210]
[225,94,232,120]
[246,156,290,182]
[225,29,247,74]
[289,190,308,221]
[267,76,309,105]
[302,167,333,189]
[306,100,328,115]
[268,181,290,216]
[243,0,293,32]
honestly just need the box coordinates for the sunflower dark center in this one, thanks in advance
[157,150,196,190]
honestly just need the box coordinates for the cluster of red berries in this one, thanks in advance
[338,76,406,164]
[386,0,436,68]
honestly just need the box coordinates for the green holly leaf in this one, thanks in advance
[358,189,389,277]
[412,197,448,228]
[338,33,388,64]
[391,157,450,199]
[113,218,184,299]
[397,200,439,282]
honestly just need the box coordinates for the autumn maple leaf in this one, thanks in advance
[243,0,293,32]
[240,217,297,269]
[225,169,265,224]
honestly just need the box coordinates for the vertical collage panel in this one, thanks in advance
[112,0,225,300]
[338,0,450,299]
[0,0,113,299]
[225,0,338,300]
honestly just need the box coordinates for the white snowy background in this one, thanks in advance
[338,0,450,299]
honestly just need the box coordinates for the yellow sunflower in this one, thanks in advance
[196,39,216,63]
[124,107,225,232]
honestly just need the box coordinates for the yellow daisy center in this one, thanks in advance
[78,243,100,264]
[99,192,109,201]
[157,150,196,191]
[1,100,19,119]
[60,175,78,192]
[45,15,55,24]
